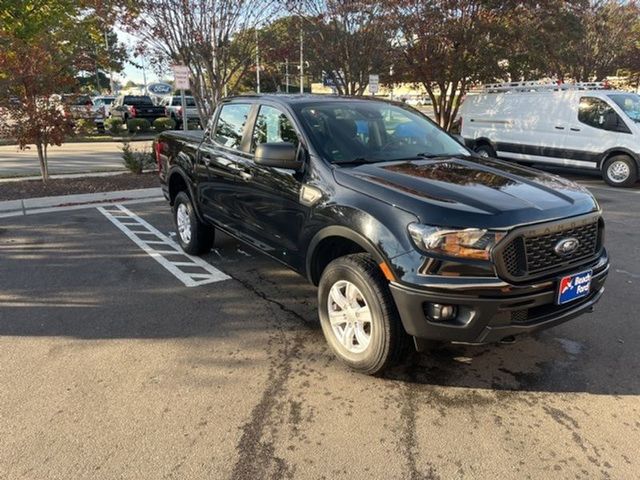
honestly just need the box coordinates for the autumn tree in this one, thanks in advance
[391,0,517,130]
[501,0,588,82]
[0,0,126,181]
[0,38,75,181]
[568,0,640,81]
[121,0,280,124]
[293,0,395,95]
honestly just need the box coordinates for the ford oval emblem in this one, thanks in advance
[554,237,580,256]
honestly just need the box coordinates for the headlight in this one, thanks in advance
[408,224,505,260]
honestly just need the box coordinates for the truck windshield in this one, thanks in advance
[295,101,469,164]
[609,93,640,123]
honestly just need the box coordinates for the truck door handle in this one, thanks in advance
[227,163,244,172]
[554,126,565,130]
[570,127,581,132]
[202,155,212,166]
[239,171,253,181]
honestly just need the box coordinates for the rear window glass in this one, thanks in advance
[172,97,196,107]
[214,104,252,149]
[124,96,153,105]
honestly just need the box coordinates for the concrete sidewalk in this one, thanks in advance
[0,187,163,218]
[0,141,152,178]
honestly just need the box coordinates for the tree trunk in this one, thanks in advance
[36,141,49,183]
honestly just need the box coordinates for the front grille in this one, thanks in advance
[524,222,598,274]
[498,218,601,280]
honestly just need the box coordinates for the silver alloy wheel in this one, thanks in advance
[607,160,631,183]
[327,280,372,354]
[176,203,192,244]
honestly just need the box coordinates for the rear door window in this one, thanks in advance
[214,104,252,150]
[251,105,299,152]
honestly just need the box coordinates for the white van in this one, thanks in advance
[459,84,640,187]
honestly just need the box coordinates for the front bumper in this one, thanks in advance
[389,254,609,344]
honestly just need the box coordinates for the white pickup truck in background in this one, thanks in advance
[162,95,201,128]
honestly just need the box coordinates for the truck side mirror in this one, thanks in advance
[254,142,302,170]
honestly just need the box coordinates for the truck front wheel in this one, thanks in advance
[317,253,409,375]
[173,191,214,255]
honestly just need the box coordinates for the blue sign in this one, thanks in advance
[557,270,592,305]
[147,83,173,95]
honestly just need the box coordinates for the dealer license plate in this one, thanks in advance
[557,270,592,305]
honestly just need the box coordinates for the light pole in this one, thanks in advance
[299,28,304,94]
[255,29,261,94]
[285,59,289,93]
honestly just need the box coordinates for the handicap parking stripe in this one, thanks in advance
[98,204,230,287]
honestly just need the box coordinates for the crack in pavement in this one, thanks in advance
[228,272,312,480]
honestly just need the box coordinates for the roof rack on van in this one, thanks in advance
[480,81,609,93]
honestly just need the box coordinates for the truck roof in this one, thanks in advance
[222,94,394,106]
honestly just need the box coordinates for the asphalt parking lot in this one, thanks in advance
[1,178,639,479]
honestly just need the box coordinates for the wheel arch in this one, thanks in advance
[470,137,495,148]
[168,167,207,223]
[306,226,390,286]
[599,147,640,171]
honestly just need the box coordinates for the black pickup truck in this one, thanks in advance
[110,95,165,124]
[155,95,609,375]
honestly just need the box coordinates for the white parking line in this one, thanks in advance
[98,204,230,287]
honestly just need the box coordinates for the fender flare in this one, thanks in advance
[166,166,206,223]
[305,225,389,283]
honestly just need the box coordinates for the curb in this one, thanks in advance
[0,170,130,183]
[0,188,164,218]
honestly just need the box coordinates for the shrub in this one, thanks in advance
[122,142,156,174]
[105,118,123,135]
[73,118,94,136]
[126,118,151,134]
[153,117,175,132]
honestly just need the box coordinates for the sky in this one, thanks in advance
[116,27,162,85]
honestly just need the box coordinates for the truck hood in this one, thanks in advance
[333,156,599,229]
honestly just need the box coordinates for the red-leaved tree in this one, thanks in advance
[0,36,75,182]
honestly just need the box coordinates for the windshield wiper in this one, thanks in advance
[333,158,374,166]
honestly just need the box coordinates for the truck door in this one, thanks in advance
[231,104,309,267]
[197,103,253,235]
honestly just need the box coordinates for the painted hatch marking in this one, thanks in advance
[98,204,229,287]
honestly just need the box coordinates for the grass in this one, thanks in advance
[0,133,156,146]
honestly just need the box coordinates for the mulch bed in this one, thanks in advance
[0,172,160,201]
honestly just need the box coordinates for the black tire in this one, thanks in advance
[602,155,638,188]
[474,143,497,158]
[318,253,409,375]
[173,191,214,255]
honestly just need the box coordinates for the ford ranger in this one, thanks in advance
[155,95,609,375]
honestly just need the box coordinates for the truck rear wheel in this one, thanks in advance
[317,253,409,375]
[173,191,214,255]
[602,155,637,188]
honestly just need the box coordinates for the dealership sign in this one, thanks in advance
[172,65,190,90]
[147,82,173,95]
